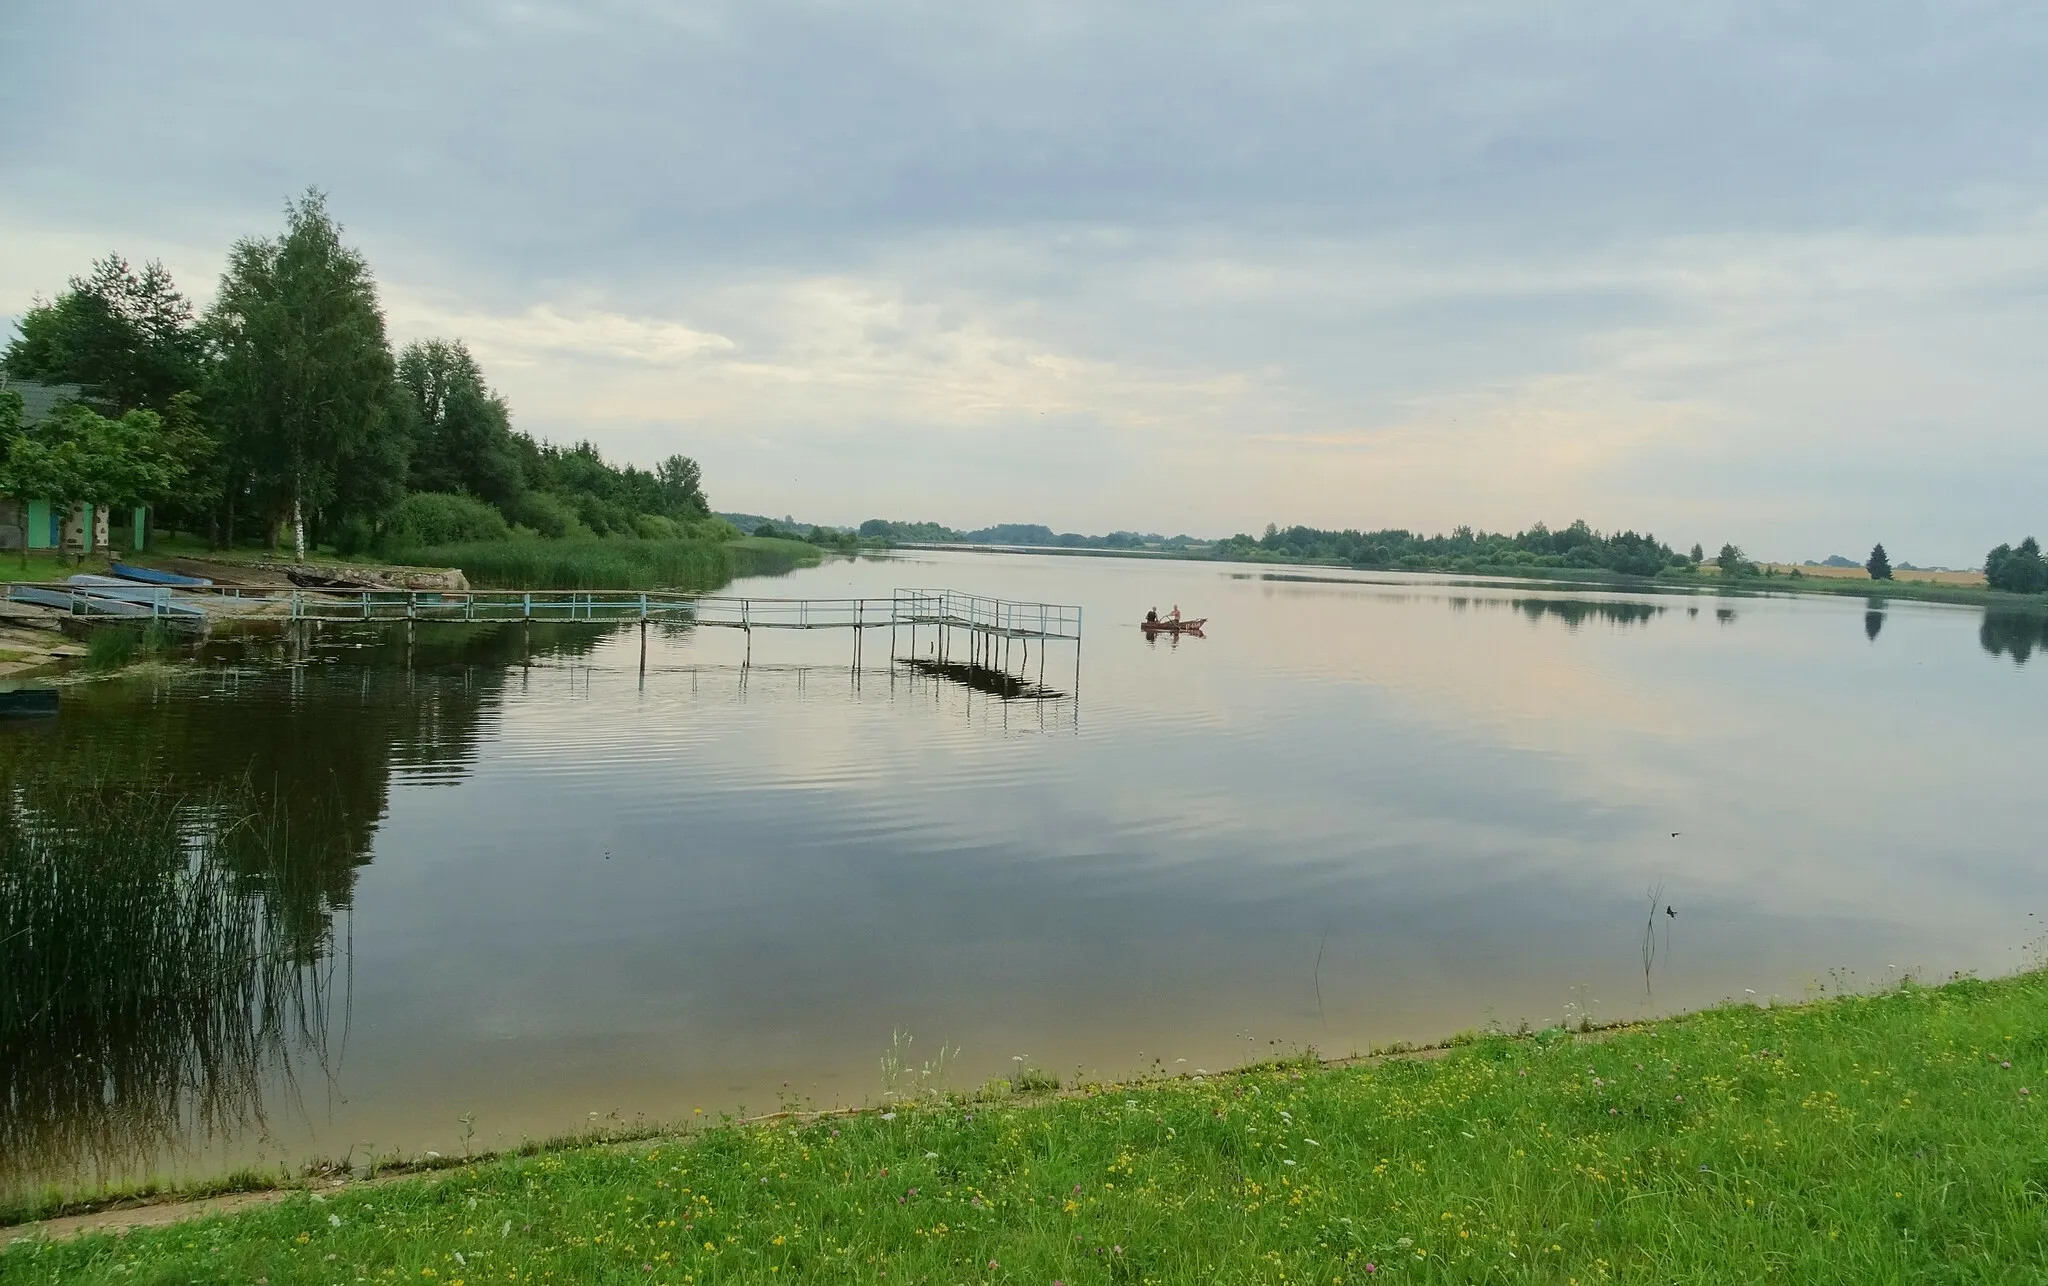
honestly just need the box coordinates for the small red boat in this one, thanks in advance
[1140,617,1206,633]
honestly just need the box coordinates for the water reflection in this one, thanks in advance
[0,621,617,1199]
[1,561,2041,1204]
[1865,601,1886,642]
[1980,610,2048,664]
[898,656,1069,701]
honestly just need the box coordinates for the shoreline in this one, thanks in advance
[893,541,2043,611]
[8,968,2038,1262]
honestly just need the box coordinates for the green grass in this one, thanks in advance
[383,537,823,592]
[0,551,113,584]
[12,972,2048,1281]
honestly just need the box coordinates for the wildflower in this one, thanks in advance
[1364,1264,1376,1274]
[881,1112,897,1121]
[989,1261,999,1270]
[329,1214,343,1227]
[2002,1061,2013,1069]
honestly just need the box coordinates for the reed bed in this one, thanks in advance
[12,970,2048,1281]
[386,536,821,591]
[0,782,340,1217]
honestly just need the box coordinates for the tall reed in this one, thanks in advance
[0,781,341,1203]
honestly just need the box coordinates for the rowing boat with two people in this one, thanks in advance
[1140,605,1206,635]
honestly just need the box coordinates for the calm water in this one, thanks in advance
[5,551,2047,1195]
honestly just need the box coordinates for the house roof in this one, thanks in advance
[1,378,86,425]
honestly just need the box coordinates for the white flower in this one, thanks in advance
[924,1151,938,1159]
[881,1112,897,1121]
[328,1214,342,1228]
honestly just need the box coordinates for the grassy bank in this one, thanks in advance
[385,536,823,591]
[12,971,2048,1281]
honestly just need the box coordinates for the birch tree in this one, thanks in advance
[209,190,397,560]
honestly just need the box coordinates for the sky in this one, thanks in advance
[3,1,2045,564]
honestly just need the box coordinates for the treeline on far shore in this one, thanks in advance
[2,189,731,572]
[848,515,2048,604]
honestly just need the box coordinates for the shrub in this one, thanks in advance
[512,491,586,540]
[380,492,511,549]
[332,516,376,557]
[634,514,680,540]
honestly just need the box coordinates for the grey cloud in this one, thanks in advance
[4,1,2047,559]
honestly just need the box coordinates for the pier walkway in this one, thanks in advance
[4,582,1083,688]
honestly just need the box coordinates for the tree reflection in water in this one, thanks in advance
[0,620,619,1203]
[1980,610,2048,665]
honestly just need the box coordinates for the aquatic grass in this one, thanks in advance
[386,536,822,591]
[80,620,176,673]
[0,781,342,1217]
[13,970,2048,1281]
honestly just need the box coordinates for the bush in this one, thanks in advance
[380,492,511,549]
[332,516,375,557]
[512,491,586,540]
[634,514,681,540]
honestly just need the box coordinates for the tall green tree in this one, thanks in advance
[1987,538,2047,594]
[208,190,399,559]
[396,340,523,511]
[1866,543,1893,580]
[1715,543,1752,577]
[3,256,204,414]
[655,453,708,518]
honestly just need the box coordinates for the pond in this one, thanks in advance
[4,550,2044,1198]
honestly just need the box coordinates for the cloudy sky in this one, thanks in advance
[4,2,2044,562]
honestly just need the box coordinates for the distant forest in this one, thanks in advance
[1219,521,1693,576]
[854,519,1203,551]
[854,516,1695,576]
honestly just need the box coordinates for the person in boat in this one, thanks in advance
[1145,607,1159,623]
[1169,605,1182,622]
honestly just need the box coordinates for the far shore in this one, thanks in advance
[892,540,2036,611]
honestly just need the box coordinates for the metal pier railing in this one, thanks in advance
[3,581,1085,692]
